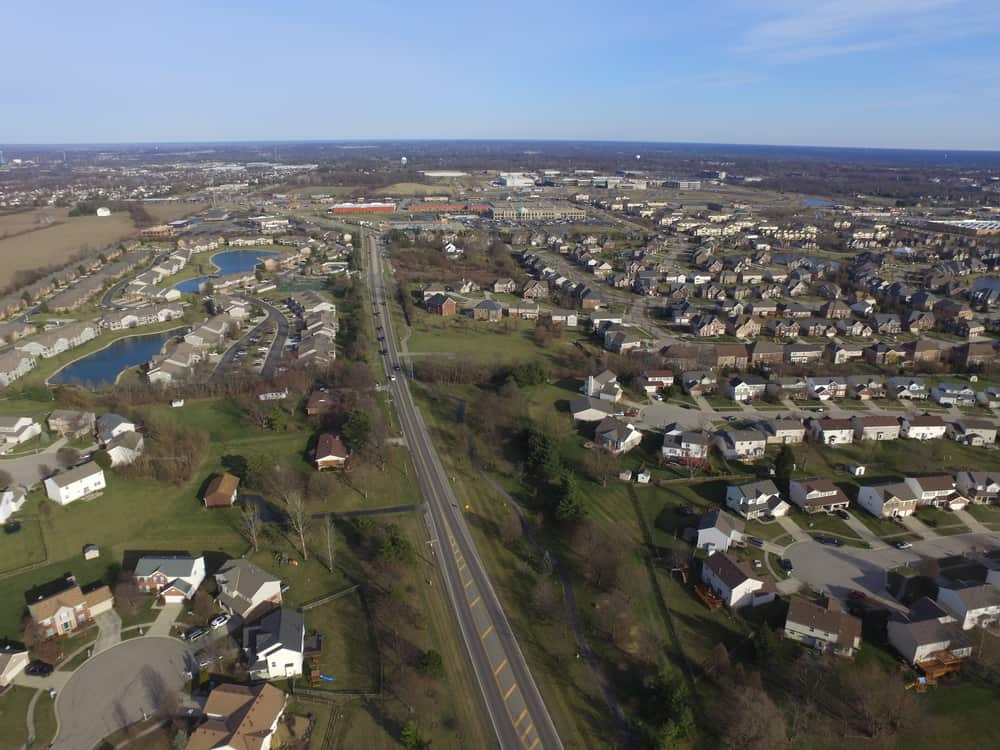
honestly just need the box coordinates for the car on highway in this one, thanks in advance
[210,614,231,630]
[390,375,397,382]
[394,364,401,371]
[184,627,208,642]
[893,540,913,550]
[26,660,53,677]
[780,558,794,574]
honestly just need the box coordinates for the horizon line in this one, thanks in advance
[1,137,999,155]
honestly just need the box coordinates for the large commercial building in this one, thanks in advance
[330,202,396,214]
[492,201,586,222]
[663,180,703,190]
[498,172,536,188]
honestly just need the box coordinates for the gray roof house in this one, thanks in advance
[243,608,305,680]
[695,509,745,553]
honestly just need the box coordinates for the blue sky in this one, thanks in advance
[3,0,1000,149]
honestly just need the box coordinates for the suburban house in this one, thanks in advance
[204,472,239,508]
[714,429,767,462]
[783,596,862,657]
[43,462,106,505]
[314,433,349,470]
[904,475,967,509]
[900,414,948,441]
[0,643,28,688]
[807,417,854,446]
[725,375,767,402]
[701,551,775,609]
[887,597,972,667]
[46,409,96,439]
[856,481,920,518]
[846,375,884,400]
[425,293,457,317]
[0,487,26,524]
[806,377,847,401]
[638,370,674,393]
[107,431,144,467]
[725,479,789,520]
[133,555,206,603]
[581,370,622,402]
[594,417,643,455]
[661,427,711,466]
[96,413,136,444]
[932,383,976,407]
[0,350,37,387]
[851,415,901,442]
[187,683,287,750]
[472,299,503,322]
[243,608,305,680]
[570,396,614,422]
[0,416,42,450]
[789,479,850,514]
[888,377,928,400]
[694,509,745,554]
[680,371,716,395]
[948,419,997,447]
[936,584,1000,630]
[27,581,114,638]
[955,471,1000,505]
[761,419,805,445]
[215,559,283,619]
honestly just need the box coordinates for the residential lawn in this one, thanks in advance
[116,596,158,629]
[704,395,741,411]
[0,516,47,574]
[0,686,32,747]
[916,507,969,534]
[33,689,57,746]
[284,698,335,750]
[965,503,1000,528]
[788,506,866,545]
[301,588,378,693]
[0,396,58,421]
[836,399,869,411]
[849,508,920,540]
[744,519,792,542]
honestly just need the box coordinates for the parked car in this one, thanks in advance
[676,505,693,516]
[209,614,231,630]
[833,509,850,520]
[185,627,208,642]
[847,590,868,601]
[3,521,22,535]
[26,660,53,677]
[893,540,913,550]
[747,536,765,548]
[815,536,843,547]
[780,559,794,574]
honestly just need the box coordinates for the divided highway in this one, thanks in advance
[365,231,562,750]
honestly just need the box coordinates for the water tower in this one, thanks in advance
[401,156,408,167]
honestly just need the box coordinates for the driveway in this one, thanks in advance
[93,610,122,654]
[775,515,810,543]
[0,437,68,488]
[840,510,886,548]
[51,637,193,750]
[899,514,939,539]
[953,508,991,535]
[147,602,183,637]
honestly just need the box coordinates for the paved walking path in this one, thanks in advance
[146,602,183,637]
[841,511,886,548]
[953,508,991,535]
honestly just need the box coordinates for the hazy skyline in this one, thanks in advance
[4,0,1000,150]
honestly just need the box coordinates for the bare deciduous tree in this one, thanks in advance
[285,490,309,560]
[240,501,262,553]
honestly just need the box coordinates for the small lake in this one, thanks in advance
[803,196,836,207]
[49,327,188,388]
[174,250,278,293]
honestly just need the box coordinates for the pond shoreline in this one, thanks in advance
[46,325,189,388]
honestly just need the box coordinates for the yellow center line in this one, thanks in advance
[503,682,518,700]
[469,595,481,608]
[513,708,528,726]
[525,737,540,750]
[464,578,474,589]
[519,722,535,741]
[493,658,508,675]
[480,624,494,639]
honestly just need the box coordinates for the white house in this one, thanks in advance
[808,417,854,445]
[762,419,805,445]
[133,555,206,603]
[639,370,674,394]
[701,551,774,609]
[931,382,976,407]
[806,377,847,401]
[903,475,966,509]
[695,509,744,553]
[888,598,973,666]
[43,462,106,505]
[96,413,136,444]
[888,377,928,400]
[937,584,1000,630]
[107,432,144,466]
[570,396,614,422]
[789,479,850,514]
[244,608,304,680]
[215,558,283,619]
[948,419,998,447]
[851,415,901,442]
[725,479,789,520]
[0,416,42,447]
[0,487,27,524]
[900,415,947,441]
[581,370,622,402]
[783,596,862,657]
[856,481,919,519]
[0,350,37,387]
[594,417,643,454]
[955,471,1000,505]
[725,376,767,403]
[714,429,767,462]
[661,426,711,466]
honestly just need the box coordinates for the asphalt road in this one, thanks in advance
[51,637,193,750]
[212,298,288,380]
[366,231,561,750]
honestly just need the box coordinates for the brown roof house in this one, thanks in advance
[186,682,287,750]
[28,580,114,639]
[783,596,862,657]
[701,551,775,609]
[204,472,239,508]
[789,479,850,514]
[315,433,349,470]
